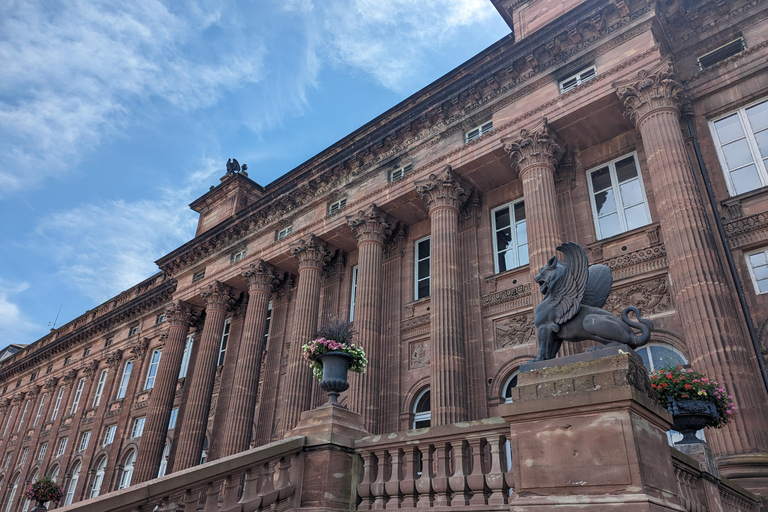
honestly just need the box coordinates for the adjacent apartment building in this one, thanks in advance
[1,0,767,508]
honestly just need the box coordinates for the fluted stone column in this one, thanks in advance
[346,204,392,431]
[220,260,280,457]
[503,119,563,292]
[134,301,193,482]
[415,165,469,425]
[283,235,331,431]
[174,282,234,470]
[616,63,768,466]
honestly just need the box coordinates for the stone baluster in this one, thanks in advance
[385,448,404,509]
[432,443,452,506]
[466,438,487,505]
[202,480,221,512]
[134,300,194,482]
[503,119,564,308]
[182,489,199,512]
[400,447,418,508]
[260,460,280,508]
[371,449,389,509]
[221,260,281,457]
[175,281,235,470]
[358,451,375,510]
[276,456,296,502]
[486,435,508,505]
[219,474,242,512]
[239,465,264,511]
[415,166,470,425]
[346,205,392,432]
[616,62,768,471]
[449,440,470,506]
[283,235,331,431]
[415,444,434,508]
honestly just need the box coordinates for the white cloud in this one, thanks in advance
[0,0,265,195]
[0,279,38,345]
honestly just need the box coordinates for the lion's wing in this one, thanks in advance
[582,264,612,308]
[550,242,589,325]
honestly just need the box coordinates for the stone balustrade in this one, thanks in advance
[55,436,306,512]
[354,418,512,510]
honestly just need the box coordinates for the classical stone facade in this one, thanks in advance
[2,0,768,509]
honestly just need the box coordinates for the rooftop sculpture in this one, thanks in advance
[533,242,654,361]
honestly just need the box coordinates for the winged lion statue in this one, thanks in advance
[532,242,654,361]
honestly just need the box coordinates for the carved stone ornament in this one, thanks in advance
[415,165,469,212]
[30,385,42,398]
[63,369,78,384]
[502,118,564,177]
[106,350,124,370]
[242,259,282,293]
[615,61,684,127]
[604,277,673,317]
[201,281,236,311]
[410,340,430,369]
[130,338,150,361]
[495,313,537,349]
[11,392,26,404]
[290,234,332,271]
[346,204,393,244]
[383,223,409,260]
[165,300,194,327]
[274,274,295,303]
[44,377,59,390]
[83,360,100,380]
[323,251,346,284]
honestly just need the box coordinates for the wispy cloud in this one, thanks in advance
[0,0,265,196]
[0,279,38,344]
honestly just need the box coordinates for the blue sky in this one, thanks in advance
[0,0,510,346]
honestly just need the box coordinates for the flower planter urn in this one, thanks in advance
[316,351,353,406]
[668,398,719,444]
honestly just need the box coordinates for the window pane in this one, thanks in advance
[513,201,526,222]
[615,157,638,182]
[502,250,517,271]
[731,164,762,195]
[649,346,686,370]
[417,259,430,279]
[746,100,768,132]
[518,244,529,266]
[758,279,768,293]
[715,114,744,143]
[598,213,621,238]
[591,167,611,191]
[494,207,510,229]
[753,129,768,160]
[624,203,650,230]
[516,220,527,245]
[417,279,430,299]
[619,179,644,207]
[722,138,754,170]
[753,264,768,280]
[750,252,767,266]
[594,189,617,216]
[497,252,509,273]
[496,227,513,252]
[417,239,430,259]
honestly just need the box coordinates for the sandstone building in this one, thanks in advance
[2,0,768,510]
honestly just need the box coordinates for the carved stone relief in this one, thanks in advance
[495,313,537,349]
[603,277,673,316]
[410,340,430,369]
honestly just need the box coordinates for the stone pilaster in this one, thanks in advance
[134,301,194,482]
[174,282,234,470]
[616,62,768,483]
[415,165,469,425]
[220,260,281,457]
[346,204,392,432]
[283,235,331,431]
[503,119,563,302]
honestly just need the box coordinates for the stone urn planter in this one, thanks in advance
[32,503,48,511]
[668,398,719,444]
[316,351,353,406]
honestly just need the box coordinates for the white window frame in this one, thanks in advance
[503,371,520,404]
[465,121,493,143]
[414,236,431,300]
[116,360,133,400]
[3,452,11,469]
[131,417,146,438]
[38,443,47,460]
[586,152,651,240]
[193,270,206,282]
[412,388,431,429]
[2,406,14,437]
[19,447,28,465]
[559,65,596,93]
[144,349,162,390]
[70,378,85,415]
[277,226,292,241]
[168,407,179,430]
[64,461,81,505]
[92,369,107,408]
[328,197,347,215]
[158,442,171,477]
[4,474,18,512]
[156,313,166,324]
[490,199,529,274]
[78,431,90,451]
[746,247,768,294]
[128,326,139,336]
[103,425,116,446]
[51,387,64,421]
[56,437,67,457]
[119,450,135,488]
[17,400,30,432]
[231,249,247,264]
[710,97,768,196]
[179,334,194,379]
[90,456,107,498]
[390,163,413,182]
[349,265,358,322]
[217,319,232,367]
[33,394,46,427]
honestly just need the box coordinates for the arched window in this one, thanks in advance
[48,464,60,483]
[118,451,135,489]
[90,456,107,498]
[503,372,519,404]
[412,389,431,429]
[200,436,209,465]
[158,442,170,477]
[636,343,687,372]
[4,474,19,512]
[64,461,81,505]
[21,470,38,512]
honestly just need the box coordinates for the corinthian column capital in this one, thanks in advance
[290,234,331,271]
[242,259,281,293]
[166,300,194,327]
[415,165,468,212]
[502,118,563,177]
[346,204,393,245]
[615,61,685,128]
[201,281,235,311]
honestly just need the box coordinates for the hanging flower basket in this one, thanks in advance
[25,477,63,509]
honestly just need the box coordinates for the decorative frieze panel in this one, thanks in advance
[603,276,673,317]
[481,284,533,317]
[409,340,430,369]
[494,313,537,349]
[599,244,668,281]
[401,314,430,340]
[725,211,768,249]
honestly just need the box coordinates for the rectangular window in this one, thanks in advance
[168,408,179,430]
[179,334,194,379]
[414,237,431,300]
[92,369,108,408]
[19,447,28,465]
[117,360,133,399]
[4,452,11,469]
[349,266,358,321]
[131,417,146,438]
[390,164,413,182]
[746,248,768,294]
[63,356,71,366]
[17,400,30,432]
[231,249,247,264]
[51,387,64,421]
[78,431,90,451]
[465,121,493,143]
[491,200,529,273]
[710,98,768,196]
[70,378,85,415]
[698,37,745,69]
[193,269,206,282]
[29,372,36,382]
[128,326,139,336]
[33,394,46,427]
[2,406,15,437]
[38,443,47,460]
[587,152,651,240]
[277,226,293,241]
[217,319,232,366]
[144,349,162,390]
[105,337,114,348]
[56,437,67,457]
[103,425,116,446]
[264,302,273,342]
[155,313,166,324]
[83,347,91,357]
[559,65,597,93]
[328,198,347,215]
